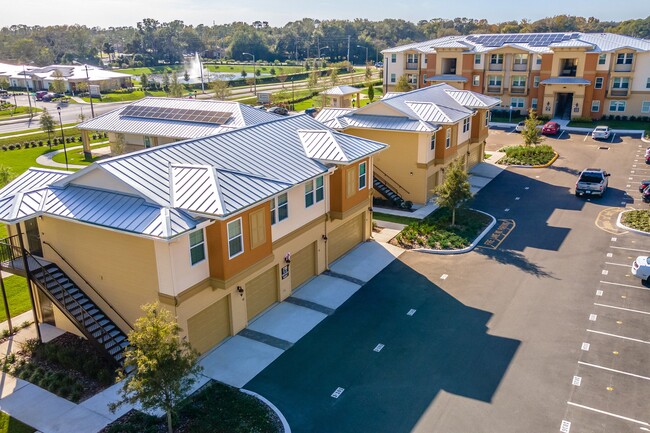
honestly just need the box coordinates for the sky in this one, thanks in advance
[3,0,647,28]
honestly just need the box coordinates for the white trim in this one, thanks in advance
[189,228,206,266]
[227,218,244,259]
[358,161,367,190]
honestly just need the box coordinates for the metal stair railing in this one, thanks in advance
[373,166,410,198]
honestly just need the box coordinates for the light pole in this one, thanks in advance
[22,64,33,118]
[56,107,69,170]
[291,76,295,111]
[84,65,95,118]
[318,46,329,69]
[357,45,368,65]
[242,52,256,96]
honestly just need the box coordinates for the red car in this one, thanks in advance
[542,121,561,135]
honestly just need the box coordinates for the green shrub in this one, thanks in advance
[500,144,555,166]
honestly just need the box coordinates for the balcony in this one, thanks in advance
[486,85,502,94]
[512,63,528,72]
[488,64,503,71]
[509,86,527,95]
[406,62,418,70]
[610,88,629,97]
[614,64,633,73]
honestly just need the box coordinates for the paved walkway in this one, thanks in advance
[35,143,111,169]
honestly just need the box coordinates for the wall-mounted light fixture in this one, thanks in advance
[237,286,244,297]
[322,234,328,241]
[284,252,291,264]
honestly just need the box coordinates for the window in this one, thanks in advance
[430,133,436,150]
[445,128,451,148]
[473,75,480,86]
[227,219,243,258]
[512,76,526,87]
[641,101,650,113]
[189,230,205,265]
[598,53,607,65]
[474,54,481,65]
[536,55,542,65]
[647,77,650,89]
[612,77,629,88]
[407,74,418,85]
[358,162,367,190]
[423,74,427,83]
[391,53,396,63]
[462,117,470,133]
[510,97,524,108]
[616,53,634,64]
[304,176,324,208]
[488,75,502,86]
[531,98,538,109]
[390,73,396,83]
[485,111,490,126]
[143,136,152,148]
[270,193,288,225]
[490,54,503,64]
[609,100,626,112]
[407,53,418,63]
[513,54,528,65]
[533,76,540,88]
[591,100,600,112]
[594,77,604,89]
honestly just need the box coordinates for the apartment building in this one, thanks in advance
[0,115,386,362]
[383,33,650,119]
[316,84,499,206]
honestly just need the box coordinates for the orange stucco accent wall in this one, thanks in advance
[330,158,370,213]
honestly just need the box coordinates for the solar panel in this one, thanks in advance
[121,105,232,125]
[467,32,580,48]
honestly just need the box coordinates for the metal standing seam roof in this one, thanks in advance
[444,90,501,109]
[324,114,438,132]
[404,101,470,123]
[314,108,356,123]
[0,168,71,200]
[320,86,363,96]
[375,84,474,122]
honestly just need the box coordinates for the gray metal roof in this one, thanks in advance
[78,97,282,139]
[444,90,501,109]
[0,168,71,200]
[320,86,362,96]
[541,77,591,85]
[322,114,438,132]
[315,108,356,123]
[426,75,468,82]
[404,101,469,123]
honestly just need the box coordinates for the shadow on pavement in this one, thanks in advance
[475,247,557,279]
[245,259,520,433]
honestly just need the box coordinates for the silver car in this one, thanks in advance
[591,125,611,140]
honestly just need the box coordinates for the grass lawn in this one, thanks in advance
[0,106,42,120]
[0,411,35,433]
[373,212,420,225]
[568,119,650,135]
[0,124,77,139]
[115,65,186,75]
[103,380,281,433]
[0,274,32,323]
[394,207,492,250]
[50,143,110,166]
[206,64,304,75]
[498,145,555,166]
[0,225,6,238]
[0,128,81,148]
[80,90,168,103]
[489,113,527,124]
[621,210,650,233]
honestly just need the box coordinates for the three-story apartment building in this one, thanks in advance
[383,33,650,119]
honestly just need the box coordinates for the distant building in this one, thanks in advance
[203,47,226,60]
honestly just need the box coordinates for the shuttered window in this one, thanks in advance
[249,209,266,249]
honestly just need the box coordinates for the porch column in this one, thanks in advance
[81,130,92,161]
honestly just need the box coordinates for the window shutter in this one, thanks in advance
[249,209,266,249]
[346,167,356,198]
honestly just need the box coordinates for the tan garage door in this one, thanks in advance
[468,146,482,169]
[291,243,316,291]
[328,214,364,264]
[246,266,278,320]
[187,295,231,354]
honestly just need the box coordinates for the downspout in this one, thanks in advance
[16,223,42,342]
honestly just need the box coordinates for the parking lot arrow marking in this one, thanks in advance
[373,344,385,352]
[572,376,582,386]
[582,342,590,351]
[407,309,416,316]
[560,420,571,432]
[331,387,345,398]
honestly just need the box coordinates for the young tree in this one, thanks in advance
[140,73,149,90]
[0,165,13,188]
[50,70,66,94]
[110,303,202,433]
[210,78,231,100]
[395,74,412,92]
[76,80,89,94]
[39,108,56,147]
[0,77,9,90]
[240,69,248,78]
[365,64,372,80]
[161,72,170,91]
[434,157,472,226]
[329,68,339,86]
[168,72,184,98]
[521,108,543,146]
[367,84,375,102]
[307,71,319,91]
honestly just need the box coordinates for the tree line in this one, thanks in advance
[1,15,648,68]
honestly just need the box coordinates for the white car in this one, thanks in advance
[632,256,650,282]
[514,121,525,132]
[591,125,611,140]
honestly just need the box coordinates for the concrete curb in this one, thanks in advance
[500,152,559,169]
[642,135,650,144]
[616,210,650,237]
[240,389,291,433]
[413,209,497,255]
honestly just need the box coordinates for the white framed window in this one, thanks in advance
[462,117,470,133]
[485,111,489,126]
[407,74,418,85]
[612,77,629,89]
[445,128,451,148]
[513,54,528,65]
[641,101,650,113]
[598,53,607,65]
[305,181,314,208]
[473,75,480,86]
[424,57,428,64]
[474,54,481,65]
[536,55,542,65]
[533,76,540,88]
[227,219,243,259]
[358,162,367,190]
[391,53,396,63]
[488,75,502,86]
[594,77,604,89]
[609,100,626,112]
[616,53,633,64]
[315,176,324,202]
[305,176,324,207]
[270,193,288,225]
[591,100,600,112]
[430,133,436,150]
[512,76,526,87]
[510,97,524,108]
[406,53,418,63]
[531,98,538,109]
[390,73,396,83]
[189,229,206,265]
[143,136,152,148]
[490,54,503,64]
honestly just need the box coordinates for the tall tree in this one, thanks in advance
[50,70,66,94]
[434,157,472,226]
[110,303,202,433]
[367,84,375,102]
[329,68,339,86]
[521,108,543,146]
[0,78,9,90]
[39,108,56,147]
[140,73,149,90]
[210,78,231,100]
[394,74,412,92]
[168,72,184,97]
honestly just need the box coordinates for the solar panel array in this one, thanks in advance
[120,105,232,125]
[466,33,580,47]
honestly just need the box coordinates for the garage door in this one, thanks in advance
[246,266,278,320]
[328,214,364,264]
[187,295,231,354]
[291,243,316,291]
[467,146,482,169]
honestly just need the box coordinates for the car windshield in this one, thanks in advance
[579,173,603,183]
[595,127,607,131]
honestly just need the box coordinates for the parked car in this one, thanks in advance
[575,168,610,197]
[631,256,650,282]
[642,185,650,203]
[304,107,318,117]
[591,125,611,140]
[35,91,48,101]
[267,106,288,116]
[0,90,8,99]
[375,61,383,68]
[639,180,650,192]
[646,147,650,164]
[514,121,526,132]
[542,121,561,135]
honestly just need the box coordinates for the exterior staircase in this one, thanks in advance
[373,177,406,208]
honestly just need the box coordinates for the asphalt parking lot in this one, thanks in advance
[246,129,650,432]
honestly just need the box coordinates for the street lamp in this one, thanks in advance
[357,45,368,65]
[242,52,256,96]
[56,107,69,170]
[84,65,95,118]
[318,46,329,69]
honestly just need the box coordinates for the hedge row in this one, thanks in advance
[1,132,108,151]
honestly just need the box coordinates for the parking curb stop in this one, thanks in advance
[616,210,650,237]
[240,388,292,433]
[413,209,497,255]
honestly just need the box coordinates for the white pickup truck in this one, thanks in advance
[575,168,610,197]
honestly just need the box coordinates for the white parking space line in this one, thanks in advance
[587,329,650,345]
[557,131,566,139]
[610,133,617,143]
[578,361,650,381]
[583,134,589,142]
[567,401,650,427]
[594,303,650,316]
[610,246,650,253]
[605,262,633,267]
[600,281,650,292]
[440,274,448,280]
